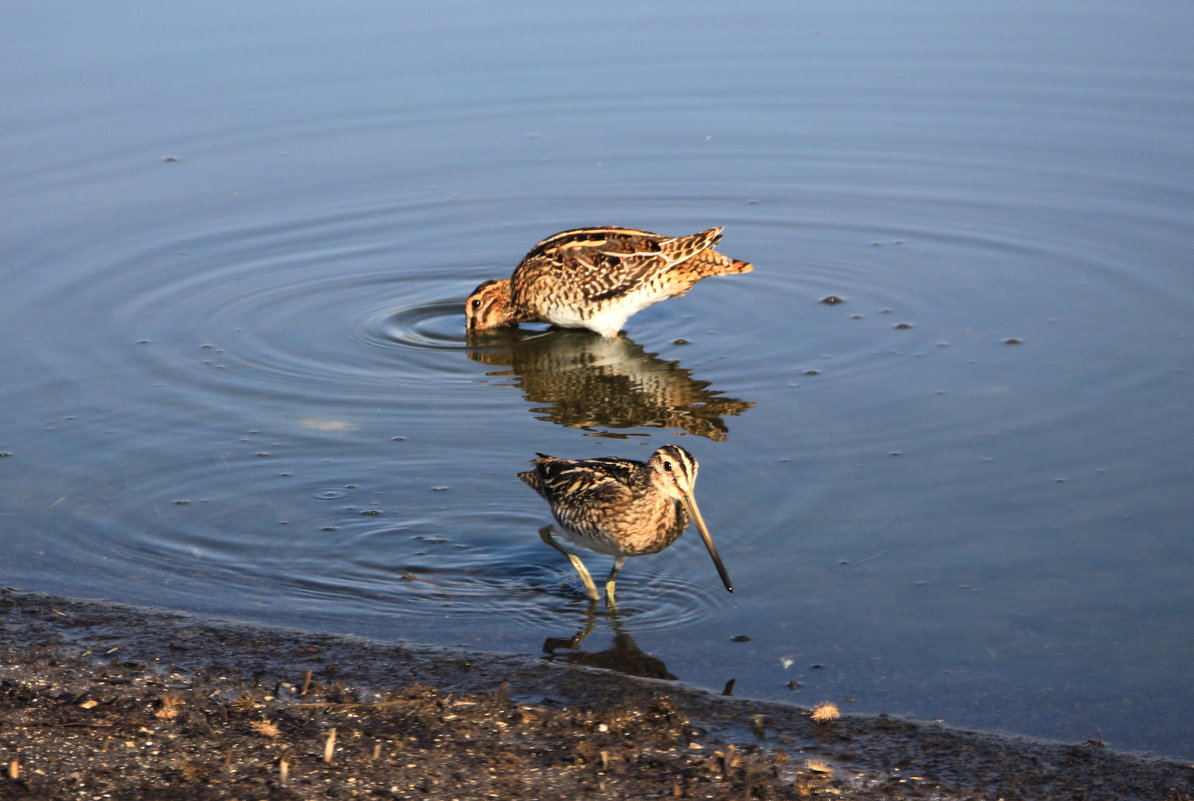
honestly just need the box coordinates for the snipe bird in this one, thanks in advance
[520,444,733,607]
[466,226,752,338]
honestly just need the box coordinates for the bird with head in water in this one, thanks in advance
[519,444,733,608]
[466,226,752,338]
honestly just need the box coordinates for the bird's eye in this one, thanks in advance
[471,299,482,310]
[662,461,673,472]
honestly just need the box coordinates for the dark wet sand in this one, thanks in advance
[1,588,1189,800]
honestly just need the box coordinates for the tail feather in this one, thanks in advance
[663,227,724,263]
[518,469,542,491]
[683,250,754,278]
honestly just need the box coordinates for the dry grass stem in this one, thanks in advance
[323,727,337,763]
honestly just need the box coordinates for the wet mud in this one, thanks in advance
[1,588,1190,800]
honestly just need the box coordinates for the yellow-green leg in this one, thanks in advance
[540,527,599,601]
[604,556,627,610]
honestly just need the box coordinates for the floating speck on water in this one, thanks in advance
[199,343,213,350]
[880,308,893,314]
[320,526,337,532]
[0,452,10,458]
[1055,477,1067,483]
[173,499,190,505]
[730,635,751,643]
[278,472,291,477]
[937,341,950,347]
[894,322,913,330]
[392,436,406,442]
[1004,337,1023,345]
[850,314,864,320]
[820,295,844,305]
[431,486,449,492]
[870,241,883,247]
[889,451,902,457]
[803,369,820,376]
[255,452,270,457]
[360,509,381,516]
[787,680,801,691]
[162,155,179,162]
[810,664,824,670]
[673,338,689,345]
[746,199,759,205]
[416,535,448,545]
[137,339,151,344]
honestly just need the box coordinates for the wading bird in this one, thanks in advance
[466,226,752,338]
[519,444,733,607]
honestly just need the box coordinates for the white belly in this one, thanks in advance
[544,293,663,338]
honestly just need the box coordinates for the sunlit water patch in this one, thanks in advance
[2,0,1192,759]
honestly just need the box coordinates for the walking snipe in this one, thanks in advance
[466,226,752,338]
[519,445,733,607]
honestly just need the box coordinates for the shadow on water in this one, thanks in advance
[466,327,754,440]
[542,607,678,682]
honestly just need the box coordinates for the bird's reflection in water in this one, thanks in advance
[542,611,676,681]
[467,328,753,440]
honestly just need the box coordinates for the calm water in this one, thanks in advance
[3,2,1193,758]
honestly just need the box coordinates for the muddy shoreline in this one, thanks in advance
[1,588,1189,799]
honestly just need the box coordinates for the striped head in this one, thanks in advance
[465,278,517,330]
[646,445,701,499]
[647,445,733,593]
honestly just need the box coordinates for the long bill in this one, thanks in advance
[678,491,734,593]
